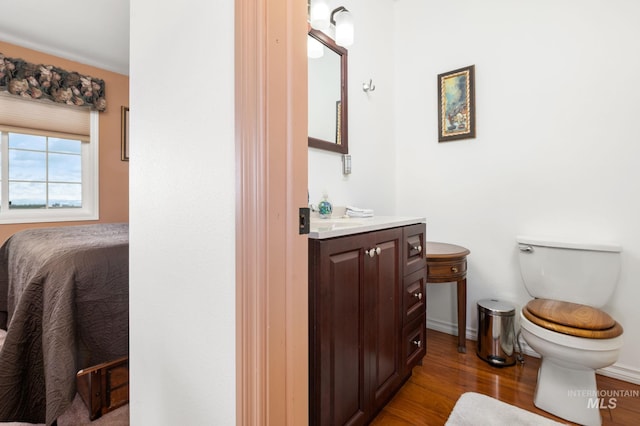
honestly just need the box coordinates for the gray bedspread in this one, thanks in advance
[0,223,129,425]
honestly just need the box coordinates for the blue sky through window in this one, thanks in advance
[5,133,82,208]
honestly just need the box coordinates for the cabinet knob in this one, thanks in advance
[413,292,422,300]
[365,247,382,258]
[451,266,458,273]
[412,245,422,253]
[412,339,422,348]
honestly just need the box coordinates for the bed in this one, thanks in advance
[0,223,129,425]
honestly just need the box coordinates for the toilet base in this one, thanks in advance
[534,357,602,426]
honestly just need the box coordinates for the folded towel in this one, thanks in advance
[346,206,374,218]
[347,211,373,218]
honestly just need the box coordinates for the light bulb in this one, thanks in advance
[310,0,330,31]
[334,9,354,47]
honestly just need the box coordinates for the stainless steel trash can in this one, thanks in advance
[476,299,516,367]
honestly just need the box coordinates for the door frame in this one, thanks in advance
[235,0,308,424]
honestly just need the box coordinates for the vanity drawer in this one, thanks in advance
[403,316,426,370]
[403,268,426,324]
[427,259,467,281]
[403,223,426,275]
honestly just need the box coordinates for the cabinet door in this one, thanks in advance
[310,234,369,426]
[366,228,403,409]
[309,226,410,426]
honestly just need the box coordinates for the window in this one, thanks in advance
[0,95,99,224]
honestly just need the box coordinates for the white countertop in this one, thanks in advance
[309,215,426,239]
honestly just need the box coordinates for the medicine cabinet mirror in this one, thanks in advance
[308,28,348,154]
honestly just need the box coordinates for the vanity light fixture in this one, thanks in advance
[309,1,355,48]
[331,7,354,48]
[310,0,331,31]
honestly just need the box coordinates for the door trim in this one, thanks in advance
[235,0,308,424]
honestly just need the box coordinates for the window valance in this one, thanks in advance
[0,93,90,140]
[0,52,106,112]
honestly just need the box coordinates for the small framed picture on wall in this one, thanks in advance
[438,65,476,142]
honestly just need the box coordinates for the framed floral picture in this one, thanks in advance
[438,65,476,142]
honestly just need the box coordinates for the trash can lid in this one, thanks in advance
[478,299,515,315]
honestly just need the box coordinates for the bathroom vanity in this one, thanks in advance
[308,217,427,425]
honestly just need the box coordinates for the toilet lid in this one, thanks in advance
[524,299,623,339]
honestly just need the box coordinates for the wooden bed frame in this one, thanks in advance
[77,356,129,420]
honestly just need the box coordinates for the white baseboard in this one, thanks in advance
[426,318,477,341]
[597,363,640,385]
[426,319,640,385]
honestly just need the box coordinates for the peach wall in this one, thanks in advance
[0,41,129,244]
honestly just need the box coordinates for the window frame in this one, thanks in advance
[0,111,99,224]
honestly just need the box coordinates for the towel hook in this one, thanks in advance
[362,79,376,93]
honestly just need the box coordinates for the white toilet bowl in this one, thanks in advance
[520,311,623,426]
[516,236,623,426]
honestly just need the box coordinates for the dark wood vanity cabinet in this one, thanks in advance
[309,223,427,426]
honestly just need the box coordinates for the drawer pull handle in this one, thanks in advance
[376,247,381,255]
[451,266,459,273]
[412,245,422,253]
[413,292,422,300]
[412,339,422,348]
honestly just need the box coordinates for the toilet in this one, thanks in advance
[516,236,623,426]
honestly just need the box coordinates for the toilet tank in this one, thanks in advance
[516,236,622,307]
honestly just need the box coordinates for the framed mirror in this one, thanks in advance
[308,28,348,154]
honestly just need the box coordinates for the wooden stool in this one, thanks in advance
[426,242,470,353]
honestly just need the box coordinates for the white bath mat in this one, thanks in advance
[445,392,566,425]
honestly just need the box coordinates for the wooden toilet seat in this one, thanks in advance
[523,299,623,339]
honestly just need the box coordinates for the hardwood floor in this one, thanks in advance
[371,329,640,425]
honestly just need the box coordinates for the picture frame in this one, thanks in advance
[438,65,475,142]
[121,106,129,161]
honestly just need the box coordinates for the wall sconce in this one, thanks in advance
[309,0,354,47]
[309,0,331,31]
[331,7,354,48]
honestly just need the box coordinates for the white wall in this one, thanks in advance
[129,0,236,424]
[308,0,397,215]
[394,0,640,382]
